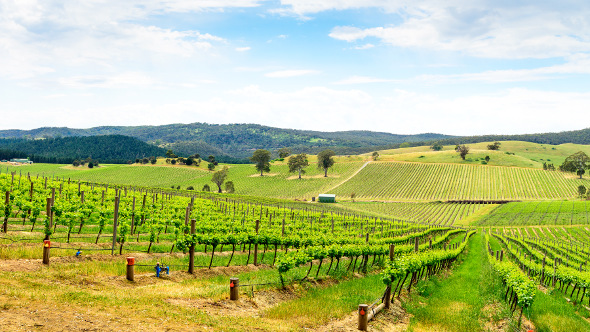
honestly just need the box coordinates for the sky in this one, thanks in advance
[1,0,590,136]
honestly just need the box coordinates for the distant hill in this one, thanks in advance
[1,123,589,162]
[428,128,590,146]
[0,135,165,164]
[0,123,453,160]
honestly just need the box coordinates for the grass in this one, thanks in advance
[372,140,590,169]
[264,273,386,328]
[403,233,516,331]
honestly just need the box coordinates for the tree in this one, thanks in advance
[430,142,443,151]
[202,184,211,192]
[250,149,271,176]
[88,162,94,168]
[317,149,335,177]
[400,142,410,148]
[485,156,490,162]
[185,157,193,166]
[487,142,501,150]
[560,151,590,179]
[208,155,216,163]
[455,145,470,160]
[170,159,177,165]
[72,160,80,167]
[165,150,175,158]
[278,148,291,159]
[288,153,309,179]
[207,162,215,171]
[150,158,157,165]
[372,151,379,161]
[211,166,229,193]
[578,185,587,198]
[225,181,235,193]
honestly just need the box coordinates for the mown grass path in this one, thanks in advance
[404,234,514,331]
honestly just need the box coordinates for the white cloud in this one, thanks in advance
[0,1,242,80]
[413,54,590,83]
[334,76,397,84]
[235,46,252,52]
[353,43,374,50]
[57,72,156,88]
[264,69,319,78]
[324,2,590,59]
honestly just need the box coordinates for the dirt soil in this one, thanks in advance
[316,297,411,332]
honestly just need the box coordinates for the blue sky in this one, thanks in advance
[1,0,590,136]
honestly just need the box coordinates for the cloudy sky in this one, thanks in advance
[1,0,590,135]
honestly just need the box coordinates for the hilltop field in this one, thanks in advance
[1,140,590,331]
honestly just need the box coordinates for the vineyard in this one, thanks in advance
[330,161,588,201]
[339,201,491,226]
[2,140,590,331]
[0,172,481,331]
[479,201,590,226]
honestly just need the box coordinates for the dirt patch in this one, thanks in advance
[316,297,411,332]
[166,287,299,318]
[0,297,196,332]
[0,259,42,272]
[248,173,280,177]
[286,174,340,180]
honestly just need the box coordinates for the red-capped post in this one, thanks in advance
[230,277,239,301]
[358,304,368,330]
[42,240,51,265]
[126,257,135,281]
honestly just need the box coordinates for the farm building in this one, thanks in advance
[318,194,336,203]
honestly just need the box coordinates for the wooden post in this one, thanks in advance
[189,219,196,274]
[230,277,239,301]
[389,244,395,261]
[500,250,504,262]
[358,304,369,331]
[3,191,9,233]
[130,196,136,235]
[126,257,135,281]
[552,258,557,287]
[80,191,85,204]
[254,220,260,266]
[111,196,120,255]
[414,237,419,252]
[42,240,51,265]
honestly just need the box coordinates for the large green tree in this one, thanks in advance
[211,166,229,193]
[455,145,470,160]
[317,149,335,177]
[560,151,590,179]
[288,153,309,179]
[250,149,271,176]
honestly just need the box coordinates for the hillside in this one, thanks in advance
[372,140,590,169]
[0,123,452,160]
[3,140,588,201]
[0,135,165,164]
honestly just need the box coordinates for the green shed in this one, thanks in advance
[318,194,336,203]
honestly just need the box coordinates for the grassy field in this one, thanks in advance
[372,140,590,169]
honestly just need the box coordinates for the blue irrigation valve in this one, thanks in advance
[76,250,82,257]
[165,266,170,275]
[155,263,161,278]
